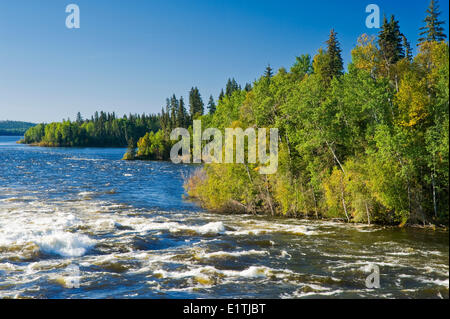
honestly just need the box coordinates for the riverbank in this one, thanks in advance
[184,164,450,228]
[16,138,450,229]
[186,195,450,230]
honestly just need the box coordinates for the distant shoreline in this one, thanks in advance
[17,140,128,149]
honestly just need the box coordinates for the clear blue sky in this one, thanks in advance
[0,0,448,123]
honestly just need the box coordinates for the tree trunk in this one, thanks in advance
[312,188,319,219]
[340,180,350,222]
[244,163,253,184]
[432,162,438,219]
[325,140,345,174]
[265,176,275,216]
[365,201,371,225]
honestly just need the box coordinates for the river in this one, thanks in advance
[0,136,448,298]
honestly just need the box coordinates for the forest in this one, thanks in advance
[24,1,449,226]
[0,121,36,136]
[21,112,160,147]
[181,4,449,226]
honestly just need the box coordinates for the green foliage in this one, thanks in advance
[22,8,448,227]
[136,130,172,160]
[0,121,36,136]
[207,95,216,114]
[189,87,204,119]
[325,29,344,80]
[185,22,449,226]
[23,112,160,147]
[378,15,405,67]
[290,54,313,80]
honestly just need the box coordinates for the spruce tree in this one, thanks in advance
[378,15,405,66]
[324,29,344,81]
[225,79,232,96]
[170,94,179,129]
[264,64,273,79]
[76,112,83,124]
[177,96,187,127]
[402,35,413,61]
[218,89,225,101]
[225,78,240,96]
[207,95,216,114]
[189,87,204,118]
[418,0,447,44]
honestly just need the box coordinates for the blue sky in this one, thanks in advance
[0,0,448,123]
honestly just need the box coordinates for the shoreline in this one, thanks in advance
[194,204,450,231]
[11,142,450,230]
[18,141,128,148]
[184,194,450,230]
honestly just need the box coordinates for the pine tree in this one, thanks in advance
[160,107,167,132]
[76,112,83,124]
[207,95,216,114]
[244,83,252,92]
[402,35,413,61]
[177,96,187,127]
[169,94,179,129]
[418,0,447,45]
[189,87,204,118]
[225,78,240,96]
[218,89,225,101]
[378,15,405,67]
[264,64,273,79]
[324,29,344,81]
[225,79,232,96]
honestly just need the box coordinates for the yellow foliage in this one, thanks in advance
[395,70,429,127]
[351,34,381,77]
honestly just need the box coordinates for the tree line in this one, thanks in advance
[22,79,246,149]
[0,121,36,136]
[128,78,252,160]
[22,112,160,147]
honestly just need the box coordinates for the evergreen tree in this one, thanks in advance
[402,35,413,61]
[225,78,240,96]
[177,96,187,127]
[325,29,344,80]
[76,112,83,124]
[244,83,252,92]
[418,0,447,44]
[218,89,225,101]
[170,95,177,130]
[264,64,273,79]
[189,87,204,118]
[378,15,405,67]
[207,95,216,114]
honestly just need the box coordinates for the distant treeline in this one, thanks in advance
[22,82,243,148]
[0,121,36,136]
[22,112,160,147]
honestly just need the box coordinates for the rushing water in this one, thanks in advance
[0,136,448,299]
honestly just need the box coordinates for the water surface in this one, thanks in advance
[0,136,448,298]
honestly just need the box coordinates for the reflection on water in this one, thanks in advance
[0,136,448,298]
